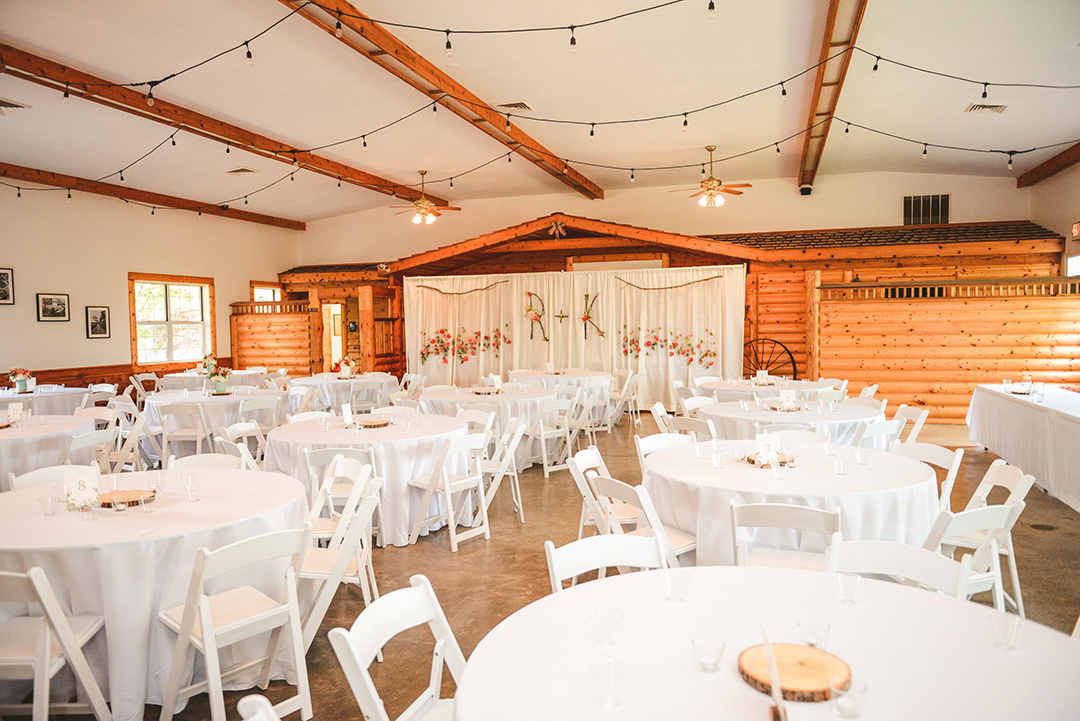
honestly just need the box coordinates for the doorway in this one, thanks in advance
[322,303,343,371]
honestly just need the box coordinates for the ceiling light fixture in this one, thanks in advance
[708,1,715,19]
[63,84,69,103]
[669,145,753,208]
[445,30,453,57]
[335,11,343,38]
[391,170,462,225]
[246,43,253,65]
[780,82,787,101]
[569,26,577,53]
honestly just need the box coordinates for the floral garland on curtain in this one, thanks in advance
[419,326,511,364]
[618,326,717,367]
[524,292,549,341]
[582,293,605,338]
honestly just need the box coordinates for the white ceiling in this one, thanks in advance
[1,0,1078,224]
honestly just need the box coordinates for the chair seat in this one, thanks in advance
[301,546,359,580]
[159,586,280,648]
[584,500,639,526]
[311,516,338,538]
[0,615,105,676]
[747,548,828,571]
[942,529,991,549]
[407,472,480,494]
[330,481,353,501]
[629,525,697,556]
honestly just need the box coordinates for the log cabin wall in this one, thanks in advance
[815,278,1080,424]
[20,358,233,392]
[229,300,315,378]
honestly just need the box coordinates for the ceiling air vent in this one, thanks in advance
[225,167,260,176]
[0,97,31,116]
[964,103,1007,114]
[495,100,533,112]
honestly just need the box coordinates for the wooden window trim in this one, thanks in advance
[250,280,284,301]
[128,272,216,371]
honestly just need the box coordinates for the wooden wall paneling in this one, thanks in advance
[805,270,821,381]
[24,359,233,392]
[228,302,312,377]
[754,271,809,378]
[745,273,759,347]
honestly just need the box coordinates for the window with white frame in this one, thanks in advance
[252,286,282,301]
[129,274,214,364]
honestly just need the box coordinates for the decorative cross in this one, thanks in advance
[555,310,569,323]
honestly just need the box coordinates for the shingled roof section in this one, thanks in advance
[702,220,1063,250]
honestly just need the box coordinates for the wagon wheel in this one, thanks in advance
[743,338,798,380]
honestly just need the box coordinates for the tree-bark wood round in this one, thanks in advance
[738,643,850,702]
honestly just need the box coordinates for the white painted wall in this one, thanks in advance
[1031,162,1080,261]
[298,171,1032,265]
[0,185,299,371]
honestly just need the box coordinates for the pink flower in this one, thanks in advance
[669,351,675,357]
[442,359,448,364]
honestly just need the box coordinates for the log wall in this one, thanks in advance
[816,277,1080,423]
[229,300,315,378]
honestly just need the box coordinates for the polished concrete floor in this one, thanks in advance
[144,417,1080,721]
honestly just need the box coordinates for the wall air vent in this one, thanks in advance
[0,97,31,116]
[495,101,533,111]
[964,103,1007,114]
[904,194,949,225]
[225,167,260,176]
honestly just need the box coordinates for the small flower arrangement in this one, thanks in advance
[8,367,32,382]
[338,355,356,368]
[208,366,232,382]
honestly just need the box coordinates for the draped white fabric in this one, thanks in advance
[404,266,744,409]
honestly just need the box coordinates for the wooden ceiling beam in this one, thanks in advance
[278,0,605,201]
[0,161,305,230]
[482,237,658,253]
[1016,142,1080,188]
[558,215,767,261]
[0,43,440,205]
[796,0,868,188]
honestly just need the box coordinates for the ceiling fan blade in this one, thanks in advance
[435,206,463,211]
[389,205,418,209]
[667,188,703,193]
[687,191,705,199]
[720,189,744,195]
[394,209,415,215]
[722,183,753,188]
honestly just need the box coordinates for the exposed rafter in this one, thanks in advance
[279,0,605,201]
[1,161,306,230]
[1016,141,1080,188]
[0,43,442,205]
[797,0,868,188]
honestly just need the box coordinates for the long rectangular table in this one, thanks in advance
[966,383,1080,512]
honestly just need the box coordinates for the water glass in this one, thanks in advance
[829,677,866,718]
[589,659,630,708]
[986,609,1023,651]
[111,493,129,512]
[138,493,154,514]
[691,636,725,673]
[660,569,689,603]
[833,459,846,476]
[854,449,866,465]
[835,572,862,605]
[823,442,835,457]
[589,607,624,646]
[711,452,720,468]
[798,619,830,649]
[1002,379,1012,390]
[39,496,58,516]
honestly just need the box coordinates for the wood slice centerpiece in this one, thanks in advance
[738,643,849,702]
[471,388,501,396]
[747,453,794,468]
[99,490,155,508]
[357,419,390,429]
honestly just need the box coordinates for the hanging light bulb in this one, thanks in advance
[445,30,452,57]
[293,153,299,167]
[245,42,253,65]
[335,11,343,38]
[119,172,124,183]
[337,177,341,188]
[708,0,715,18]
[1007,152,1015,170]
[245,196,249,205]
[845,122,850,135]
[151,207,155,216]
[780,82,787,101]
[226,143,230,154]
[982,83,988,100]
[198,210,202,216]
[589,123,595,141]
[450,177,454,188]
[569,26,577,53]
[508,152,512,163]
[871,56,880,76]
[63,83,70,103]
[16,188,20,198]
[146,88,154,107]
[683,113,688,132]
[775,143,781,155]
[701,163,706,177]
[171,136,176,147]
[412,213,423,225]
[922,143,928,159]
[432,100,438,113]
[290,173,295,181]
[505,114,511,132]
[362,136,367,148]
[630,169,635,183]
[67,189,72,201]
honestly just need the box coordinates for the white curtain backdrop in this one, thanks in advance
[404,265,745,409]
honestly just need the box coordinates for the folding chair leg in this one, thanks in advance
[286,580,314,720]
[1005,546,1025,618]
[444,488,459,552]
[159,638,195,721]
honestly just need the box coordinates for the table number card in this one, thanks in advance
[779,390,797,404]
[341,402,354,426]
[755,434,779,467]
[64,466,100,510]
[6,402,23,426]
[756,370,769,383]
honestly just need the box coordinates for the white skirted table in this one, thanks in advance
[263,414,469,547]
[967,384,1080,512]
[699,401,884,445]
[508,369,613,422]
[0,385,89,415]
[455,566,1080,721]
[0,469,308,721]
[699,378,836,400]
[162,369,265,391]
[290,372,397,412]
[642,440,939,565]
[143,388,289,457]
[0,415,96,491]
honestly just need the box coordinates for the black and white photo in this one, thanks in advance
[86,305,110,338]
[0,268,12,305]
[36,293,70,322]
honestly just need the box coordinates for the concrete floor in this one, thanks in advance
[21,419,1035,720]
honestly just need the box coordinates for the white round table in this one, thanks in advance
[0,415,96,491]
[509,369,612,422]
[700,378,835,400]
[0,469,308,721]
[699,400,884,445]
[263,414,468,547]
[291,372,397,412]
[643,440,939,565]
[143,389,288,457]
[455,566,1080,721]
[163,369,265,391]
[0,386,89,415]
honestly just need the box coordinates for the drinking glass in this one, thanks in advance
[798,619,830,649]
[691,636,725,673]
[835,572,862,606]
[589,608,624,646]
[589,659,630,708]
[829,677,866,718]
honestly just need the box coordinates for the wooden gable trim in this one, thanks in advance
[1016,141,1080,188]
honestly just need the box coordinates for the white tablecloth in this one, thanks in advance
[700,378,835,400]
[643,440,939,565]
[699,401,884,445]
[291,373,397,412]
[0,386,89,415]
[163,369,265,391]
[263,415,468,547]
[967,384,1080,512]
[455,566,1080,721]
[0,470,308,721]
[509,369,612,422]
[144,389,289,458]
[0,415,96,491]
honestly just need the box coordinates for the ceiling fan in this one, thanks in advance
[669,145,752,207]
[391,170,461,224]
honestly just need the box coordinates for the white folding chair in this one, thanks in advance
[567,387,602,452]
[166,453,244,470]
[423,384,454,394]
[9,463,100,492]
[858,383,879,398]
[216,421,266,463]
[214,436,261,471]
[237,695,281,721]
[157,526,313,721]
[589,472,696,569]
[890,442,964,511]
[78,389,117,413]
[756,422,816,434]
[527,399,573,478]
[582,376,613,433]
[480,418,528,523]
[58,427,118,471]
[347,380,383,415]
[729,500,842,569]
[892,404,930,443]
[679,395,715,419]
[0,567,112,721]
[407,433,492,552]
[159,403,211,458]
[74,405,118,432]
[309,456,373,544]
[670,381,697,415]
[156,377,188,393]
[544,534,666,593]
[649,401,674,433]
[826,534,974,601]
[846,396,888,413]
[815,388,848,403]
[237,397,282,436]
[633,433,693,478]
[568,447,637,543]
[711,389,756,403]
[456,407,496,438]
[668,416,717,442]
[129,373,159,407]
[289,386,318,415]
[819,377,849,391]
[328,575,466,721]
[691,375,721,390]
[608,371,640,428]
[851,419,904,448]
[390,397,422,412]
[286,410,334,424]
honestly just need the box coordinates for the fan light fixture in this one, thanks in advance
[697,145,726,207]
[412,171,437,224]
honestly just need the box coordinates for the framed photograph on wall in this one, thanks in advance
[36,293,70,322]
[0,268,13,305]
[86,306,110,339]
